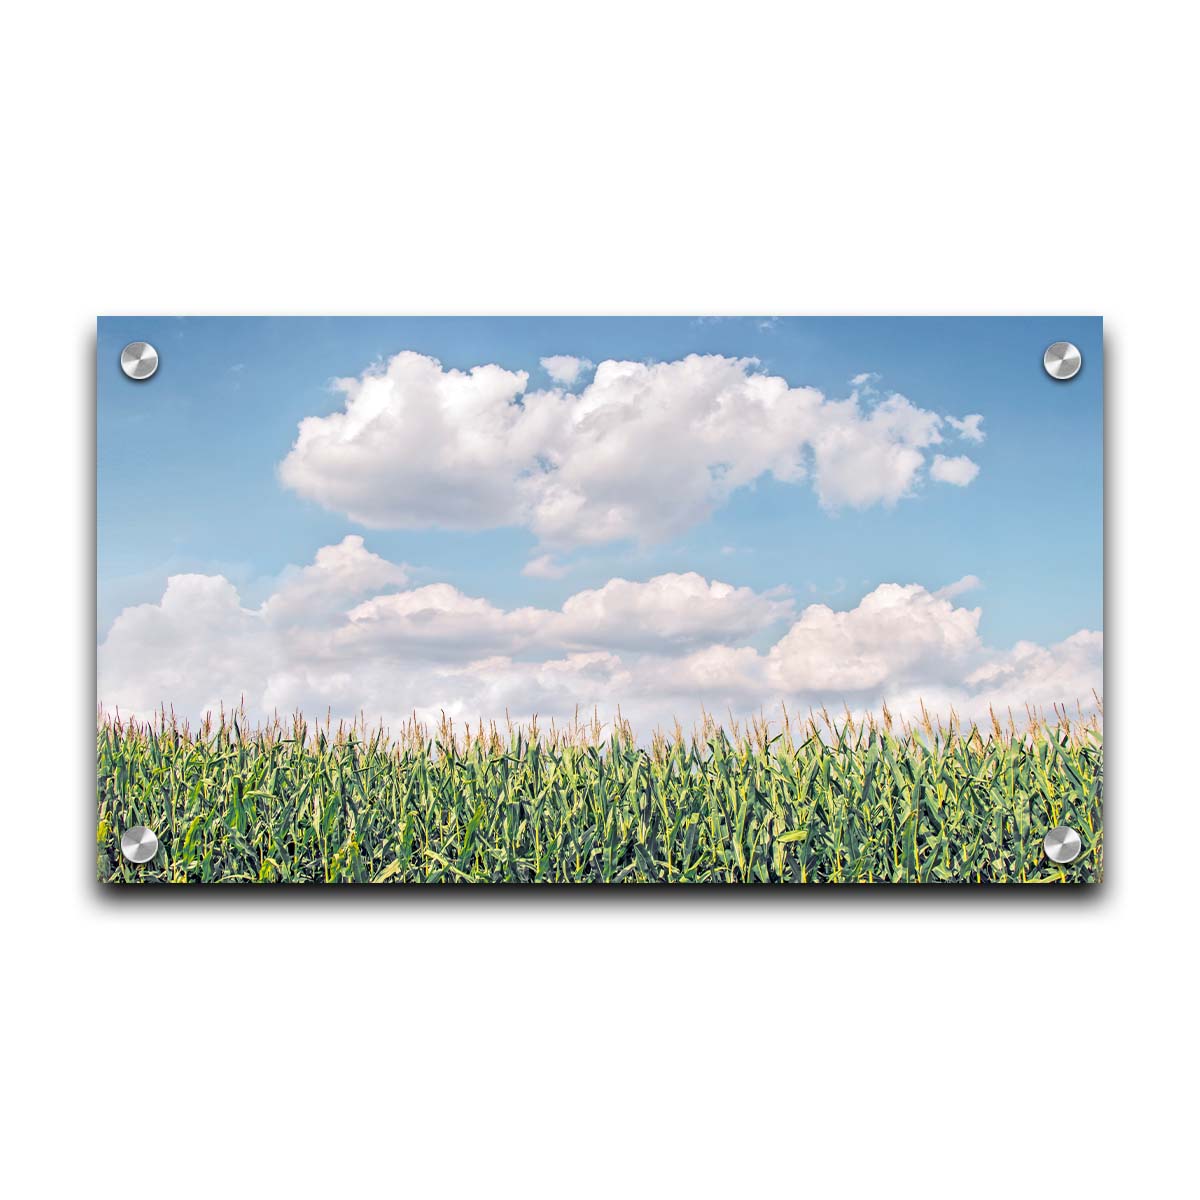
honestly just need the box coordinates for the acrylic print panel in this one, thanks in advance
[96,317,1103,884]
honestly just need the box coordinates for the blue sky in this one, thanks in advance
[98,315,1102,654]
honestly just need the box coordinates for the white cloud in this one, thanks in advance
[935,574,982,600]
[337,570,792,660]
[767,582,981,692]
[522,553,570,579]
[98,573,269,721]
[278,352,977,549]
[540,355,593,386]
[261,535,408,626]
[809,394,942,508]
[930,454,980,486]
[339,584,544,660]
[278,352,536,531]
[946,413,986,443]
[99,542,1101,734]
[850,371,880,387]
[557,573,794,651]
[964,630,1103,706]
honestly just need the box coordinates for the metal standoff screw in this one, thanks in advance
[1043,341,1082,381]
[120,341,159,381]
[120,825,159,864]
[1043,825,1083,865]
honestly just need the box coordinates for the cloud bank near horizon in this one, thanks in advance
[98,537,1101,734]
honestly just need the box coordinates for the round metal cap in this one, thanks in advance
[120,342,159,381]
[1043,824,1083,865]
[1043,341,1082,381]
[120,825,159,864]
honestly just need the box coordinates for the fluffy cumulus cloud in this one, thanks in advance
[540,355,593,385]
[261,535,409,626]
[947,413,986,443]
[99,573,270,721]
[556,573,794,651]
[766,583,982,693]
[522,553,569,580]
[935,574,982,599]
[929,454,980,486]
[99,544,1102,734]
[278,352,978,549]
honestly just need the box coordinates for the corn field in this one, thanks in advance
[96,706,1103,884]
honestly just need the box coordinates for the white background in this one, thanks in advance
[2,1,1196,1195]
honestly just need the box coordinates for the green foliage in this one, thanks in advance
[96,709,1102,884]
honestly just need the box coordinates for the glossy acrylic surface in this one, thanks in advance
[97,316,1103,883]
